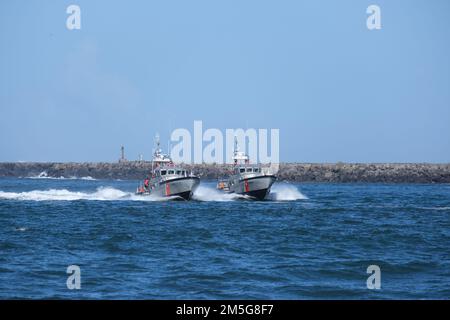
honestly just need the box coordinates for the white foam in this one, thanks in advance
[417,206,450,211]
[192,185,248,201]
[75,176,96,181]
[26,171,97,180]
[193,183,307,201]
[27,171,65,179]
[268,183,308,201]
[0,183,308,202]
[0,187,164,202]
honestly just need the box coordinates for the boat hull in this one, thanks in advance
[230,175,276,200]
[137,176,200,200]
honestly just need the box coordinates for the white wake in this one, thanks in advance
[192,185,249,201]
[267,183,308,201]
[192,183,307,201]
[0,184,307,202]
[0,187,166,201]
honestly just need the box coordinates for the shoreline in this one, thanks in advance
[1,162,449,183]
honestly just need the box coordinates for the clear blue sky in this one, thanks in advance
[1,0,449,162]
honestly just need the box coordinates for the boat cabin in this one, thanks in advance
[154,167,188,177]
[234,165,261,174]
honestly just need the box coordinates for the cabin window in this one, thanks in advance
[160,170,167,175]
[176,170,181,175]
[182,171,186,176]
[253,168,259,173]
[168,170,175,175]
[239,168,245,173]
[246,168,252,172]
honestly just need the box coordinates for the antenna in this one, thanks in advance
[153,133,162,157]
[155,133,160,148]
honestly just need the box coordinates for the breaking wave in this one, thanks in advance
[77,176,97,181]
[416,206,450,211]
[26,171,97,180]
[268,183,308,201]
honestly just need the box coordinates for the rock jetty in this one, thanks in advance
[0,162,449,183]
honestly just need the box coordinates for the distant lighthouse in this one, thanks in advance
[119,145,127,163]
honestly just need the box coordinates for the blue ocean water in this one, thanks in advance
[0,177,449,299]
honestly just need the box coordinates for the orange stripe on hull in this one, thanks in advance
[244,179,249,193]
[165,183,170,196]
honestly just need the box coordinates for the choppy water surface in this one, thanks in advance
[0,177,449,299]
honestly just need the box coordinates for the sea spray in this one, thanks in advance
[0,183,307,202]
[0,187,147,201]
[268,183,308,201]
[26,171,97,180]
[193,182,307,201]
[192,184,247,201]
